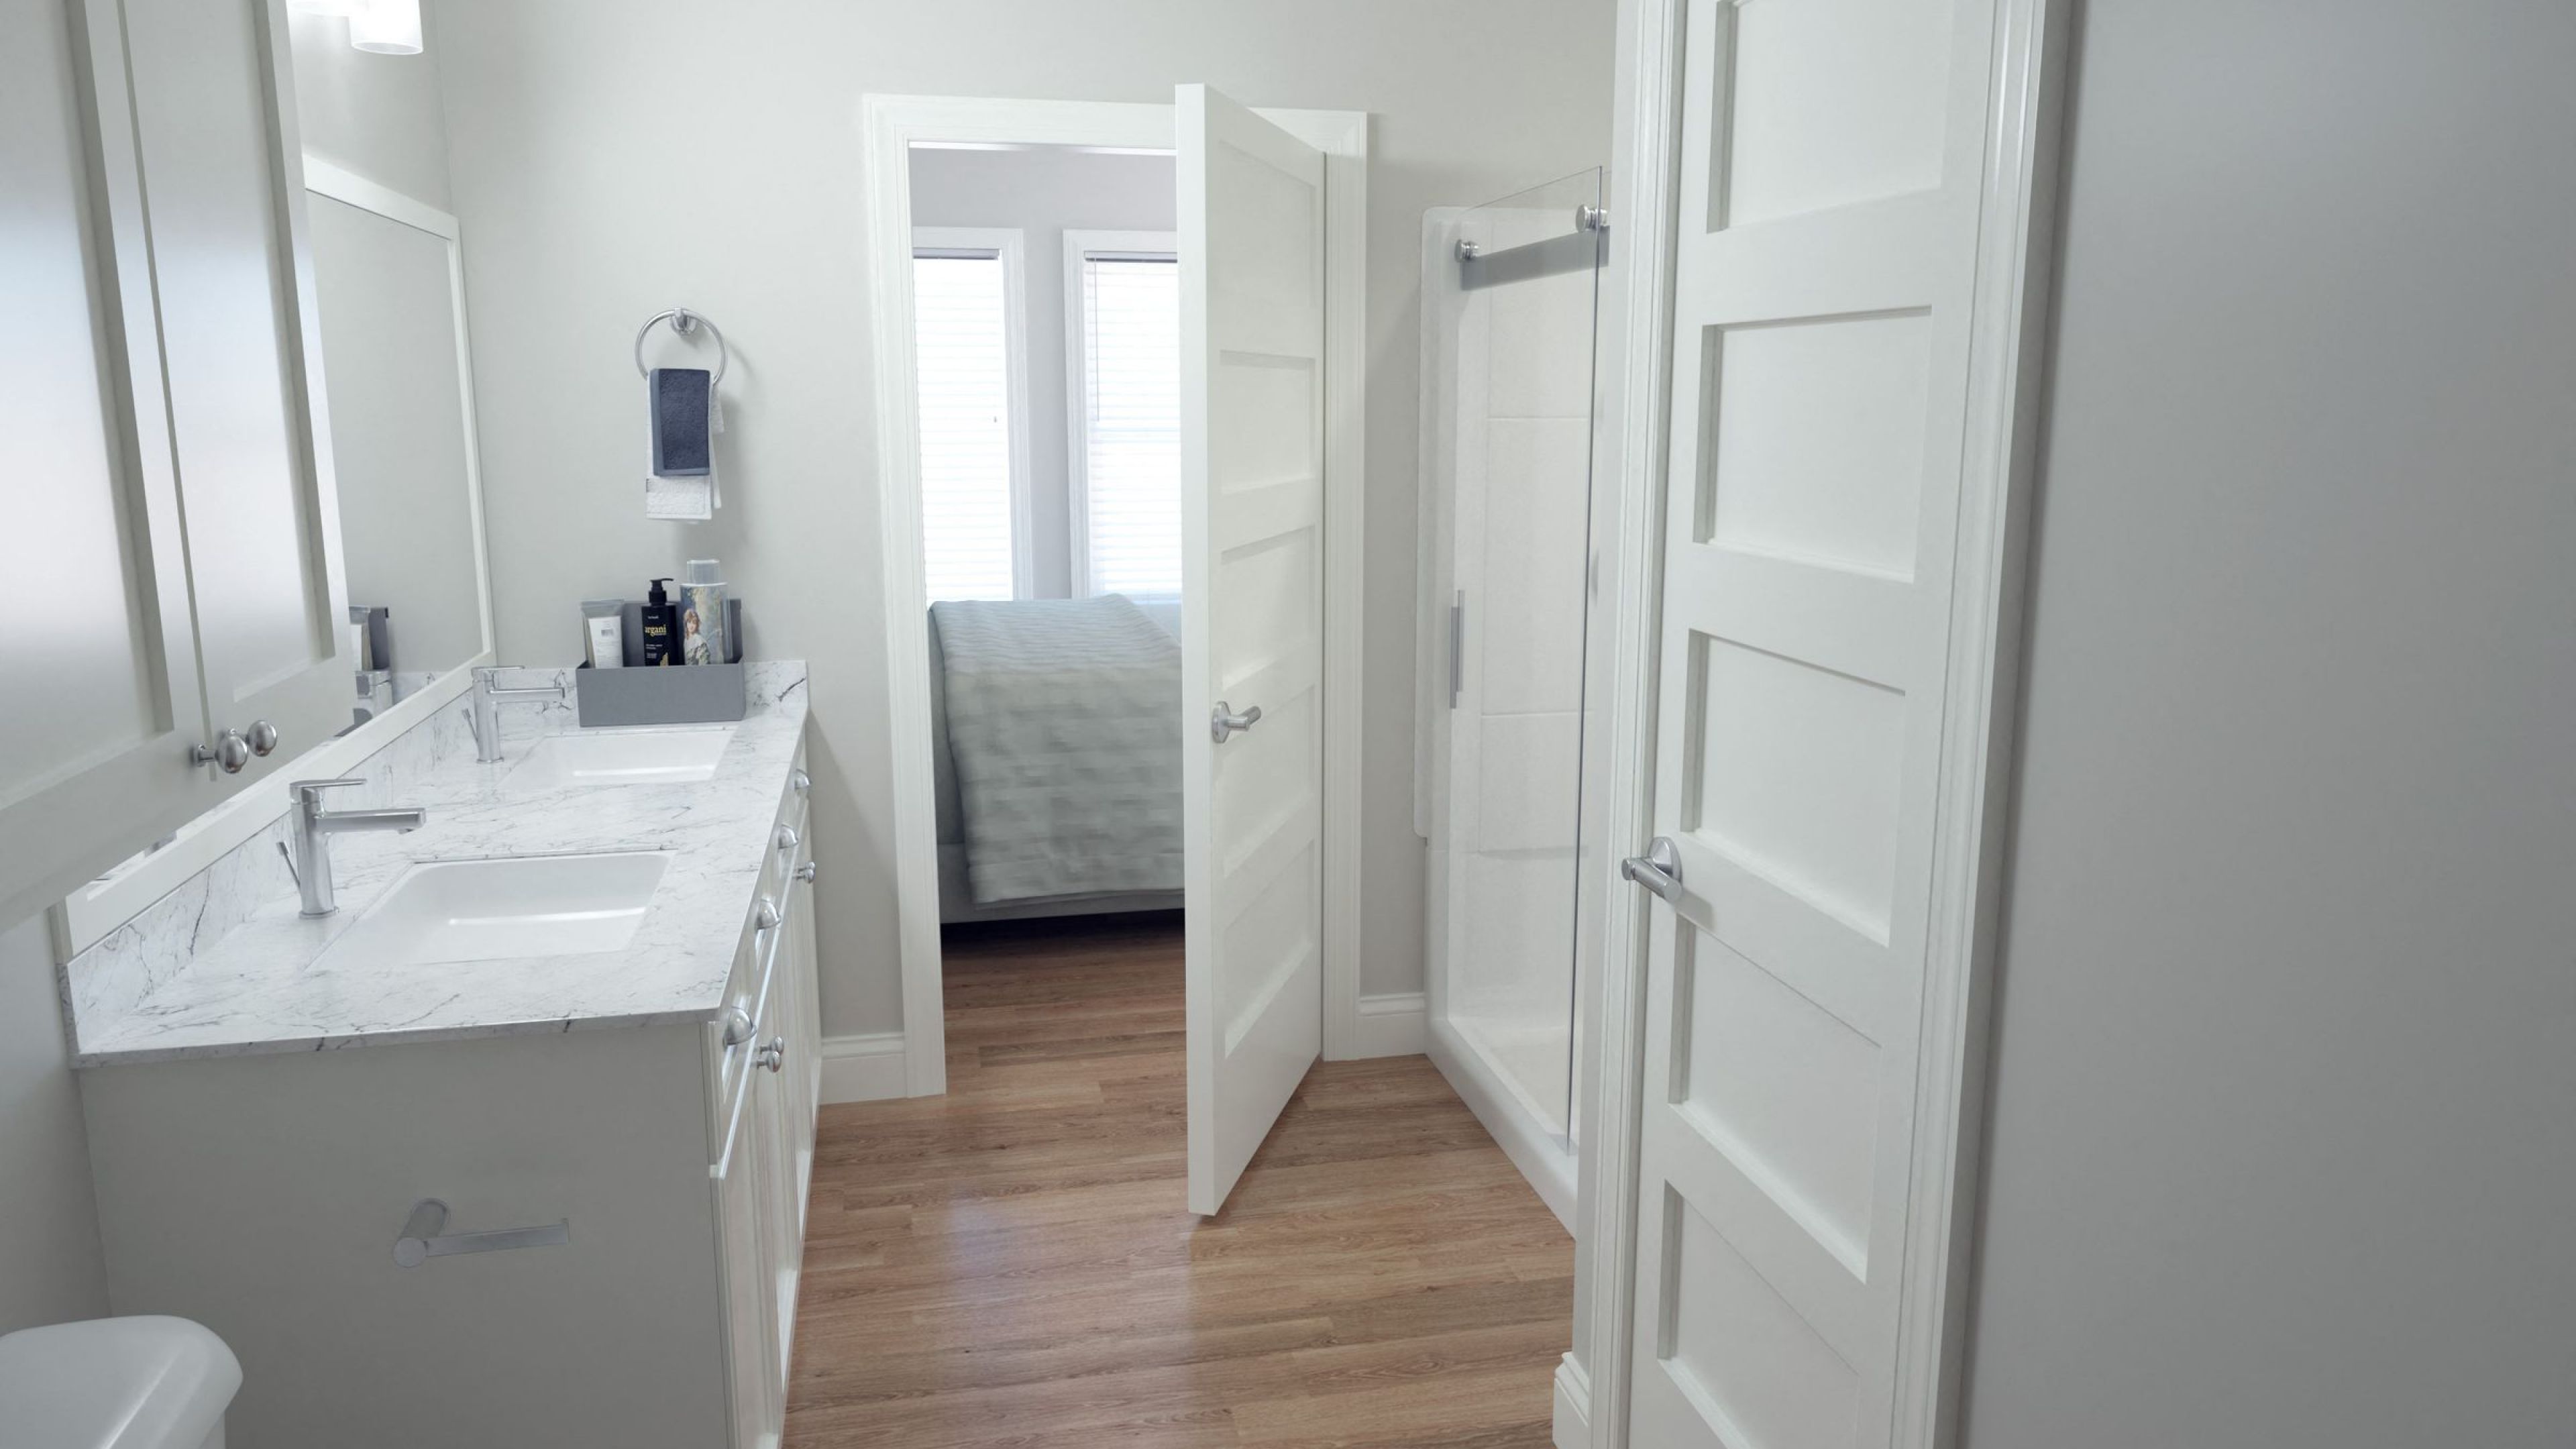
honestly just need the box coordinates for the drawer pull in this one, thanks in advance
[755,898,782,932]
[720,1004,753,1046]
[756,1036,786,1073]
[792,769,810,797]
[796,860,818,883]
[775,824,799,853]
[392,1198,568,1269]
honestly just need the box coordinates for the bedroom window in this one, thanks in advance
[914,229,1032,601]
[1065,233,1181,601]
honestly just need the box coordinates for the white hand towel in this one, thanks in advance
[645,470,714,521]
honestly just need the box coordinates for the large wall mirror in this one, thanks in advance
[305,164,494,715]
[55,156,494,951]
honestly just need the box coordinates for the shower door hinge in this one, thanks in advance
[1448,591,1464,708]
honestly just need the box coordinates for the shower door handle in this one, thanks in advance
[1621,837,1684,904]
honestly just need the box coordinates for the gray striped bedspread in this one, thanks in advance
[928,596,1183,905]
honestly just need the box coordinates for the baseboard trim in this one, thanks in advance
[1352,991,1428,1057]
[1426,1016,1577,1231]
[1553,1354,1593,1449]
[818,1032,909,1104]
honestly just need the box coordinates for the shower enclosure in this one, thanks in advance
[1417,168,1611,1227]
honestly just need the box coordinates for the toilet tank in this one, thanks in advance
[0,1316,240,1449]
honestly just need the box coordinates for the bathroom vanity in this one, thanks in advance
[63,669,820,1449]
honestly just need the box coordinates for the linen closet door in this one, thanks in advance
[126,0,352,783]
[1625,0,2019,1444]
[1177,83,1328,1217]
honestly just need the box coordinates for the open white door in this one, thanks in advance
[1617,0,2049,1444]
[1177,83,1328,1217]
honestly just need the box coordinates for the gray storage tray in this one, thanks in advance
[575,661,746,726]
[576,595,747,725]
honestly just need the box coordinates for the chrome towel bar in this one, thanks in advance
[392,1198,570,1269]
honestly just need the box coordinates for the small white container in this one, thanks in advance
[582,598,627,669]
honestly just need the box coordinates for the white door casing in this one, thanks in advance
[1178,83,1328,1217]
[1618,0,2063,1445]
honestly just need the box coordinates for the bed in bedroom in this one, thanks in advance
[928,595,1185,924]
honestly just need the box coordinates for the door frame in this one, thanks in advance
[858,95,1369,1099]
[1560,0,2073,1445]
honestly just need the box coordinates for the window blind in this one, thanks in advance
[1079,256,1182,600]
[913,252,1018,601]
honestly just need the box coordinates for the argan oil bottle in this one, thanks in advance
[639,576,681,665]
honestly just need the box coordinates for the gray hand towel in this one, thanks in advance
[650,367,712,477]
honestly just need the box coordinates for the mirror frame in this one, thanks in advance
[52,155,496,957]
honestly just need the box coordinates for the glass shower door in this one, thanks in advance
[1434,168,1606,1145]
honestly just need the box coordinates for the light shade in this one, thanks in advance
[348,0,423,54]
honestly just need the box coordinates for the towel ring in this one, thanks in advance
[634,307,729,384]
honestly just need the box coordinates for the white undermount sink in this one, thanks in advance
[505,727,735,790]
[316,851,673,969]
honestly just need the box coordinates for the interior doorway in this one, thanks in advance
[859,94,1370,1217]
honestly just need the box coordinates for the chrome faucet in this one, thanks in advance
[288,778,427,918]
[469,666,566,763]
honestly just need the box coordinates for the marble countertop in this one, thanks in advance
[64,663,808,1067]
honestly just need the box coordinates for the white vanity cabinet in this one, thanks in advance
[77,745,824,1449]
[3,0,348,925]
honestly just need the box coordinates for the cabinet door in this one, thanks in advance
[124,0,350,784]
[714,1067,781,1449]
[753,1036,798,1409]
[749,891,806,1402]
[787,853,820,1210]
[0,0,224,924]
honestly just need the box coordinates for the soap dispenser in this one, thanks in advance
[639,577,681,665]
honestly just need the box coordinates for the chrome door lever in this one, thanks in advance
[1620,836,1684,904]
[392,1198,569,1268]
[1210,701,1263,743]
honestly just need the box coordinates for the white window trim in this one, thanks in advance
[1061,228,1179,598]
[911,225,1035,600]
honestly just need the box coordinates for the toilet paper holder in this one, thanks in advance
[392,1198,570,1269]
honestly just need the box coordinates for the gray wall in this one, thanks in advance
[1964,3,2576,1444]
[910,147,1176,602]
[429,0,1616,1036]
[0,914,107,1334]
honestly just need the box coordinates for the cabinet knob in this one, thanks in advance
[756,1036,786,1073]
[246,719,280,757]
[775,824,799,853]
[796,860,818,883]
[792,769,810,797]
[755,898,782,932]
[193,729,252,774]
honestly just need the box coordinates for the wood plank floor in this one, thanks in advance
[784,915,1574,1448]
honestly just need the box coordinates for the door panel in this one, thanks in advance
[1627,0,2003,1444]
[0,0,220,924]
[1178,84,1328,1217]
[125,0,348,782]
